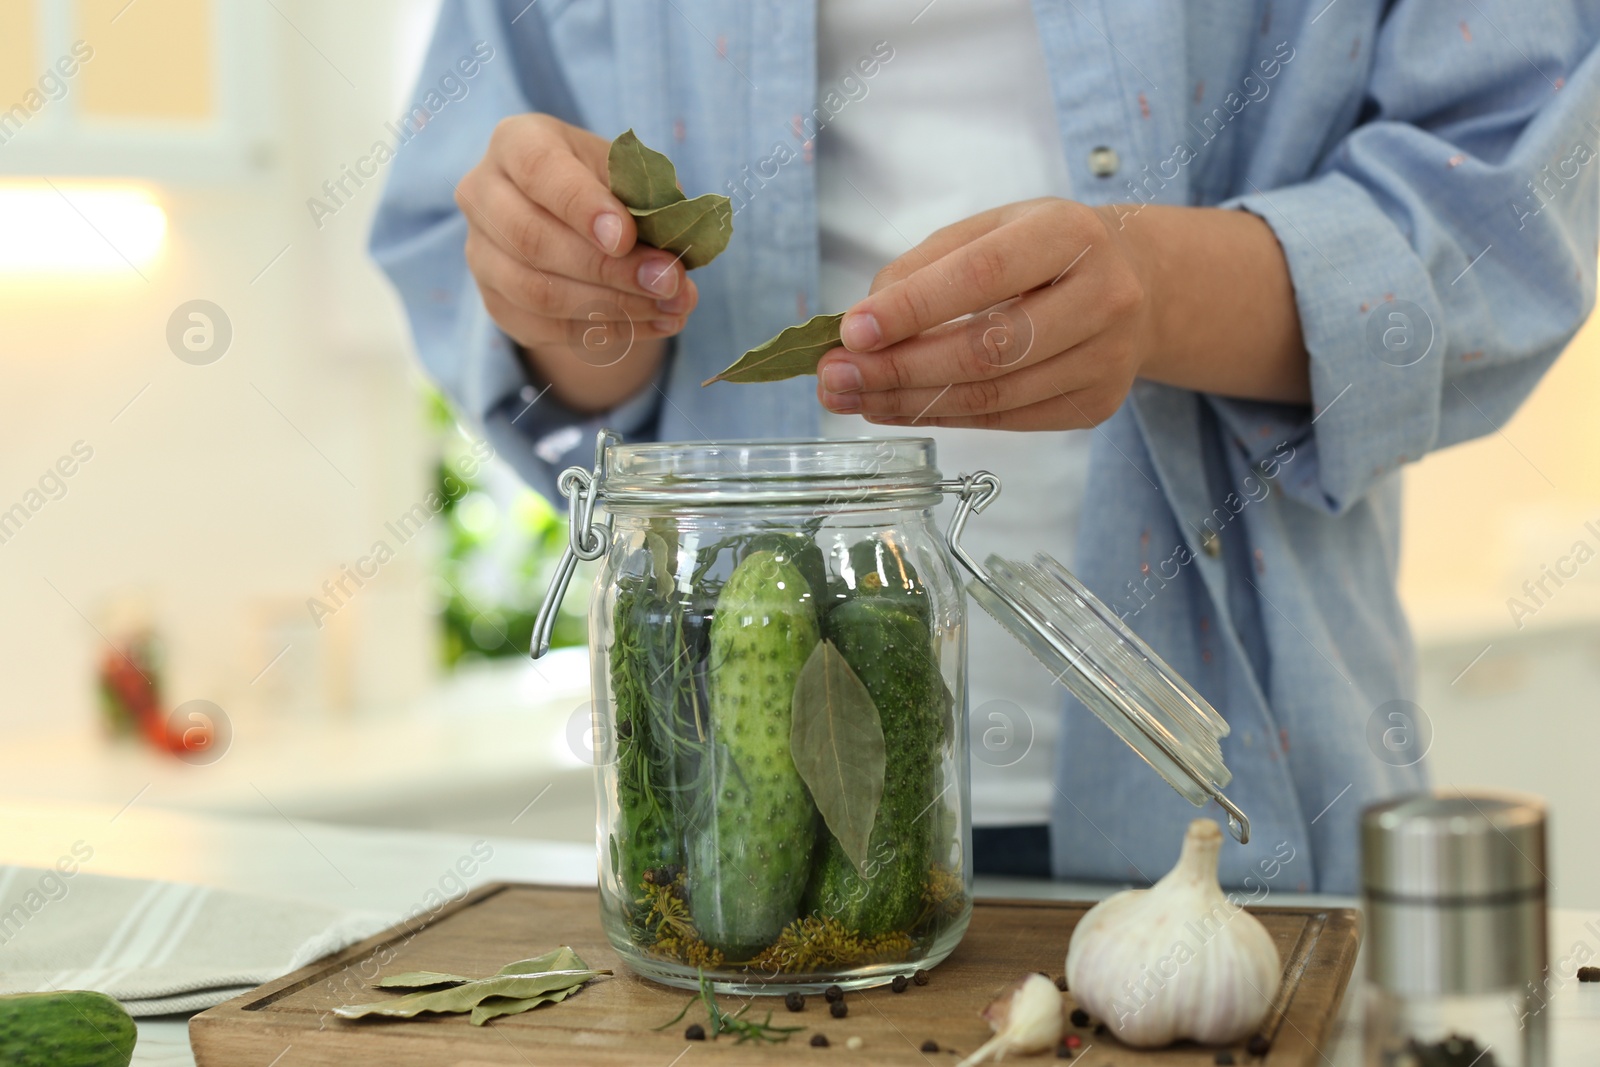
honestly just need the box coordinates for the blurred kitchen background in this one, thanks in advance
[2,1,1597,905]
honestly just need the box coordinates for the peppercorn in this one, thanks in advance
[920,1040,940,1053]
[824,984,844,1003]
[846,1036,864,1051]
[1054,975,1068,991]
[1070,1008,1090,1028]
[913,969,930,986]
[685,1023,705,1040]
[891,975,909,993]
[830,999,848,1018]
[1246,1034,1271,1057]
[1064,1034,1082,1050]
[617,718,633,740]
[1214,1052,1236,1065]
[1056,1039,1074,1059]
[1579,965,1600,982]
[1094,1023,1107,1036]
[786,991,805,1012]
[811,1032,830,1047]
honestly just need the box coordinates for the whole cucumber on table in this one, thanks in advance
[0,990,136,1067]
[805,594,944,937]
[689,550,820,958]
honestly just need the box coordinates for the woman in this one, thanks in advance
[371,0,1600,892]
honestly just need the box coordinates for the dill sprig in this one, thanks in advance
[653,971,804,1044]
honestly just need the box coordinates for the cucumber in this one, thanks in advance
[847,533,931,622]
[0,990,136,1067]
[804,596,944,936]
[689,550,821,958]
[740,531,828,612]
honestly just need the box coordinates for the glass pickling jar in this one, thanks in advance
[533,430,1249,994]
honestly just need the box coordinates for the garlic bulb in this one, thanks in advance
[955,973,1064,1066]
[1064,819,1281,1047]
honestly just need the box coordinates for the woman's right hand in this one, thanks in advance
[455,113,697,412]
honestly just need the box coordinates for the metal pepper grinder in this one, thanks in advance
[1361,791,1549,1067]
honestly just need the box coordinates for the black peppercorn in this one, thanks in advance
[1056,1040,1074,1059]
[1054,975,1068,991]
[891,975,909,993]
[1246,1034,1271,1057]
[1070,1008,1090,1028]
[617,718,633,741]
[830,999,848,1018]
[1094,1023,1107,1036]
[785,990,805,1012]
[811,1032,830,1047]
[912,969,930,986]
[685,1023,705,1040]
[920,1040,940,1053]
[1214,1052,1237,1065]
[1579,965,1600,982]
[824,984,844,1003]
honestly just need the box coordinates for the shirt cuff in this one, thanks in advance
[1215,174,1446,514]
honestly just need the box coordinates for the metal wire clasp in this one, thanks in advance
[529,430,620,659]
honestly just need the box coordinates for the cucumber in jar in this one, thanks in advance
[805,550,944,937]
[689,549,821,958]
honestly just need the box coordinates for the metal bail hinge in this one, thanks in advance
[529,429,620,659]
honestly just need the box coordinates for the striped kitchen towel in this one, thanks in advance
[0,866,388,1015]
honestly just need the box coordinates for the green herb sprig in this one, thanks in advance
[654,971,805,1044]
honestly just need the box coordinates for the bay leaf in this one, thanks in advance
[375,970,470,990]
[789,639,886,876]
[335,967,606,1019]
[630,193,733,270]
[376,946,584,989]
[470,983,581,1026]
[607,129,685,211]
[702,312,845,386]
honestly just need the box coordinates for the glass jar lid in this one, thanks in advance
[943,472,1249,842]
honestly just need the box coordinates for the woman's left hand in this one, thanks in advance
[817,198,1154,430]
[818,197,1311,425]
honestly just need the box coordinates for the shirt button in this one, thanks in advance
[1200,529,1222,558]
[1088,146,1119,178]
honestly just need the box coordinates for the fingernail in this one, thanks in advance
[593,213,624,254]
[651,318,683,334]
[841,311,881,351]
[823,391,861,414]
[638,259,679,297]
[820,361,863,394]
[656,290,692,315]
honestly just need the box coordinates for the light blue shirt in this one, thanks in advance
[371,0,1600,892]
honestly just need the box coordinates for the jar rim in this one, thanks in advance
[597,436,944,507]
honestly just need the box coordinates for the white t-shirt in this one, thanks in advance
[815,0,1093,826]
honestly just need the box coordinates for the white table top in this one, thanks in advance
[3,801,1596,1066]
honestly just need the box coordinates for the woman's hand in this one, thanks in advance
[817,200,1308,429]
[456,113,699,413]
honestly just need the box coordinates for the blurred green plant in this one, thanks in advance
[426,389,587,667]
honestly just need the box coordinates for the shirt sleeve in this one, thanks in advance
[367,0,664,500]
[1211,2,1600,515]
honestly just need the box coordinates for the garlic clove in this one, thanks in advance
[956,973,1064,1067]
[1064,818,1282,1048]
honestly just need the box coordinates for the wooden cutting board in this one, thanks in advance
[190,883,1359,1066]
